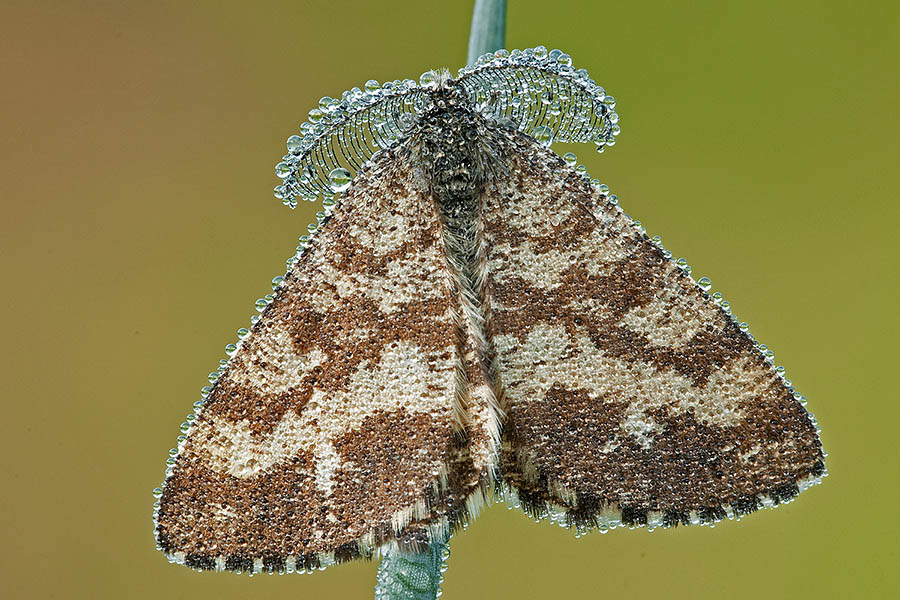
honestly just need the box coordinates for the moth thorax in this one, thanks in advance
[417,102,487,220]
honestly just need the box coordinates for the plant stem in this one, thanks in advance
[373,541,450,600]
[372,2,506,598]
[467,0,507,65]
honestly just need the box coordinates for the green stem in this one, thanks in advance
[372,2,506,598]
[467,0,508,65]
[373,541,450,600]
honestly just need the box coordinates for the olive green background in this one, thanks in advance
[2,0,898,598]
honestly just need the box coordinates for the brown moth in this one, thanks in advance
[154,47,825,574]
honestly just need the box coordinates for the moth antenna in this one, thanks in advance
[274,79,430,207]
[274,48,617,210]
[454,46,619,149]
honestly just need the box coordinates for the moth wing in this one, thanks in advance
[483,132,825,530]
[155,145,494,573]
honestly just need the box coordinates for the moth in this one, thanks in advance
[154,47,825,574]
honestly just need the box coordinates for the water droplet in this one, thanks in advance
[153,487,163,498]
[698,277,712,291]
[224,343,237,356]
[365,79,380,92]
[563,152,577,166]
[286,135,303,155]
[419,70,436,87]
[307,108,324,123]
[532,125,553,146]
[533,45,548,59]
[271,275,284,289]
[275,162,292,179]
[676,258,689,269]
[255,298,268,312]
[237,328,249,339]
[328,168,352,192]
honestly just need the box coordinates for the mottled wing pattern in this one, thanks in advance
[155,145,494,573]
[484,132,825,530]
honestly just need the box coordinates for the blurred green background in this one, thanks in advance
[2,0,898,598]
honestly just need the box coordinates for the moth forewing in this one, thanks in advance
[155,143,495,573]
[484,131,825,531]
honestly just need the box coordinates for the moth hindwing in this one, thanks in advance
[155,46,824,574]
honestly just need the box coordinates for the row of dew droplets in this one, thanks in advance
[647,238,796,387]
[659,246,801,396]
[153,269,287,549]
